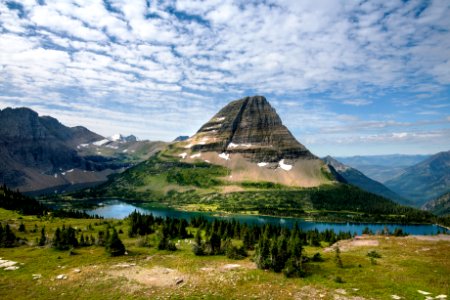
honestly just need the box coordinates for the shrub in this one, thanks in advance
[312,252,324,262]
[282,258,306,278]
[367,250,382,258]
[225,245,248,260]
[334,276,344,283]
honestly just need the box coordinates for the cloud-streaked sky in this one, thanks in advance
[1,0,449,156]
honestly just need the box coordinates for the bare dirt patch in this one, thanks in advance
[294,286,368,300]
[107,265,185,287]
[324,237,379,252]
[408,234,450,242]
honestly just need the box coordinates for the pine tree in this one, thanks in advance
[192,229,205,256]
[283,236,304,278]
[255,229,271,269]
[106,229,126,256]
[0,224,17,248]
[209,232,221,255]
[243,228,254,250]
[335,246,343,268]
[39,227,46,246]
[18,223,25,232]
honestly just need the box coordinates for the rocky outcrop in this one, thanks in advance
[0,107,101,173]
[188,96,316,162]
[0,107,132,192]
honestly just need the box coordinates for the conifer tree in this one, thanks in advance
[39,226,46,246]
[255,229,271,269]
[335,246,343,268]
[106,229,126,256]
[209,232,221,255]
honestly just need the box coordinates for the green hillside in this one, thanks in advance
[71,154,433,223]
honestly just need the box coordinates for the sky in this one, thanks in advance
[0,0,449,157]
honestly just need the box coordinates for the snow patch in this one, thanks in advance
[391,296,401,299]
[257,162,268,167]
[67,169,74,173]
[279,159,292,171]
[93,139,109,146]
[418,290,432,295]
[122,149,128,153]
[218,152,230,160]
[106,145,119,149]
[204,160,210,163]
[228,143,252,149]
[62,172,66,176]
[0,259,18,270]
[109,133,123,141]
[179,153,187,159]
[204,124,221,130]
[435,295,447,299]
[215,117,225,121]
[190,153,201,158]
[184,143,193,149]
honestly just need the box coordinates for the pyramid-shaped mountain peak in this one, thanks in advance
[185,96,316,162]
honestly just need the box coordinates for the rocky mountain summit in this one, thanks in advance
[185,96,316,163]
[172,96,331,187]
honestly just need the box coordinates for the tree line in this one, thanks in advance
[0,184,101,218]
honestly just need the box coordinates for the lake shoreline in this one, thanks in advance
[41,196,440,228]
[76,199,447,235]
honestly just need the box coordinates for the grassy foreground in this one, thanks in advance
[0,208,449,300]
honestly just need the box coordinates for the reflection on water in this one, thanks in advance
[86,200,448,235]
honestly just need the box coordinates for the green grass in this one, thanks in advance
[1,209,449,299]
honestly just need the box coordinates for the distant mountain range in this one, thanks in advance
[1,101,448,218]
[0,107,166,194]
[385,151,450,206]
[335,154,430,183]
[323,156,409,205]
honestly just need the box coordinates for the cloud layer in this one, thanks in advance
[0,0,449,155]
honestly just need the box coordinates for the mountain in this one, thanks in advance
[0,107,166,194]
[385,151,450,206]
[335,154,430,183]
[323,156,409,205]
[173,136,189,142]
[422,192,450,216]
[87,96,434,223]
[173,96,328,187]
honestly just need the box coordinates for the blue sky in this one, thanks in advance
[0,0,449,156]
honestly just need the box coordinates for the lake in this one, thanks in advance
[86,199,448,235]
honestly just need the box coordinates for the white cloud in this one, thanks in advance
[342,99,373,106]
[0,0,449,155]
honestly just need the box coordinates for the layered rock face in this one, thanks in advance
[0,107,101,173]
[189,96,316,162]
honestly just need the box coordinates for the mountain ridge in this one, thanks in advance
[0,107,166,193]
[422,192,450,216]
[385,150,450,206]
[323,156,409,205]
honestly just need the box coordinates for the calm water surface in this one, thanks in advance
[86,199,448,235]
